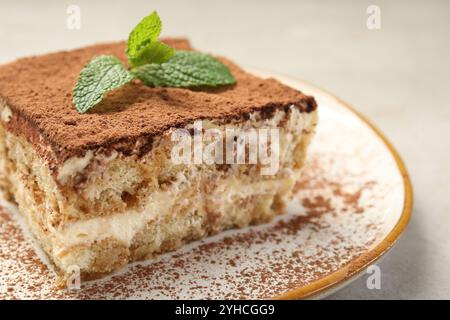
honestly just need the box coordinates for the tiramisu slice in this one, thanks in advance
[0,39,318,281]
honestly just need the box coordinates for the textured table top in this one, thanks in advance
[1,0,449,299]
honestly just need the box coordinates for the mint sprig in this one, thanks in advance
[72,11,236,113]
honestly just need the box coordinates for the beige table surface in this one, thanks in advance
[0,0,449,299]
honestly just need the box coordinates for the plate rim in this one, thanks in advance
[248,69,414,300]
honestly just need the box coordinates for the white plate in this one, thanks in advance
[0,71,412,299]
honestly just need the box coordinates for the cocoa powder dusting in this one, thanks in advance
[0,38,316,166]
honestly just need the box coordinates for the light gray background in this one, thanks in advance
[0,0,449,299]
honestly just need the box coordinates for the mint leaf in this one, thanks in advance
[132,51,236,88]
[73,55,134,113]
[127,11,164,66]
[129,41,174,67]
[73,11,237,113]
